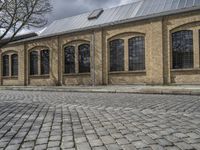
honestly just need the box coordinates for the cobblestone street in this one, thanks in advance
[0,91,200,150]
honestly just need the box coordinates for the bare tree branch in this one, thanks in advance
[0,0,52,48]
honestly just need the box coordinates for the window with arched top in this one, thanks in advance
[11,54,18,76]
[78,44,90,73]
[128,36,145,71]
[30,51,38,75]
[109,39,124,72]
[41,49,50,75]
[2,55,9,76]
[172,30,193,69]
[64,46,75,74]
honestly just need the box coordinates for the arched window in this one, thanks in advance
[2,55,9,76]
[64,46,75,74]
[172,30,193,69]
[129,36,145,71]
[30,51,38,75]
[110,39,124,72]
[11,54,18,76]
[78,44,90,73]
[41,49,49,75]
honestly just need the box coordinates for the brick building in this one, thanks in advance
[0,0,200,86]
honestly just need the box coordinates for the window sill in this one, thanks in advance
[109,70,146,75]
[171,68,200,72]
[171,68,200,75]
[29,75,50,79]
[2,76,18,80]
[63,73,91,76]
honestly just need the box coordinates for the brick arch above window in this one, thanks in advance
[28,46,50,53]
[63,40,90,48]
[108,32,145,42]
[170,21,200,33]
[1,50,18,56]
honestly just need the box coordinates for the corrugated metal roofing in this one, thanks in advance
[32,0,200,39]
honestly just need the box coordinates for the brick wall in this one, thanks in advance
[0,10,200,86]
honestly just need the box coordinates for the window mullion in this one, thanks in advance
[193,28,200,68]
[124,38,129,72]
[38,51,41,75]
[75,45,79,74]
[9,55,11,77]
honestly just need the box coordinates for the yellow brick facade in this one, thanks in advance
[0,10,200,86]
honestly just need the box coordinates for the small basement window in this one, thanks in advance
[88,8,104,20]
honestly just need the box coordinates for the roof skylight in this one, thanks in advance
[88,8,104,20]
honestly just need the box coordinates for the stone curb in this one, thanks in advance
[0,87,200,96]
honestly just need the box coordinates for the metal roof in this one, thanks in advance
[5,0,200,45]
[40,0,200,37]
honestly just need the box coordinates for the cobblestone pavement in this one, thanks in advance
[0,91,200,150]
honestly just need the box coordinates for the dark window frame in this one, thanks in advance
[2,55,9,77]
[128,36,145,71]
[41,49,50,75]
[64,46,75,74]
[11,54,18,76]
[29,51,39,75]
[172,30,194,69]
[109,39,124,72]
[78,44,90,73]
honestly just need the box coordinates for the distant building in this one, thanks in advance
[0,0,200,86]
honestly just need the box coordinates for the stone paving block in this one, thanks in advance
[192,143,200,149]
[87,134,98,141]
[187,132,200,139]
[92,146,107,150]
[101,136,116,144]
[125,134,140,142]
[132,141,148,149]
[75,137,87,144]
[140,135,157,144]
[48,141,60,148]
[116,138,130,145]
[47,147,61,150]
[150,145,165,150]
[173,133,189,138]
[175,142,195,150]
[62,136,73,142]
[165,146,181,150]
[61,142,74,149]
[34,144,47,150]
[164,135,181,143]
[121,144,137,150]
[106,144,121,150]
[5,144,20,150]
[21,141,35,148]
[89,139,103,147]
[76,142,91,150]
[156,139,173,147]
[111,133,123,139]
[36,138,48,145]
